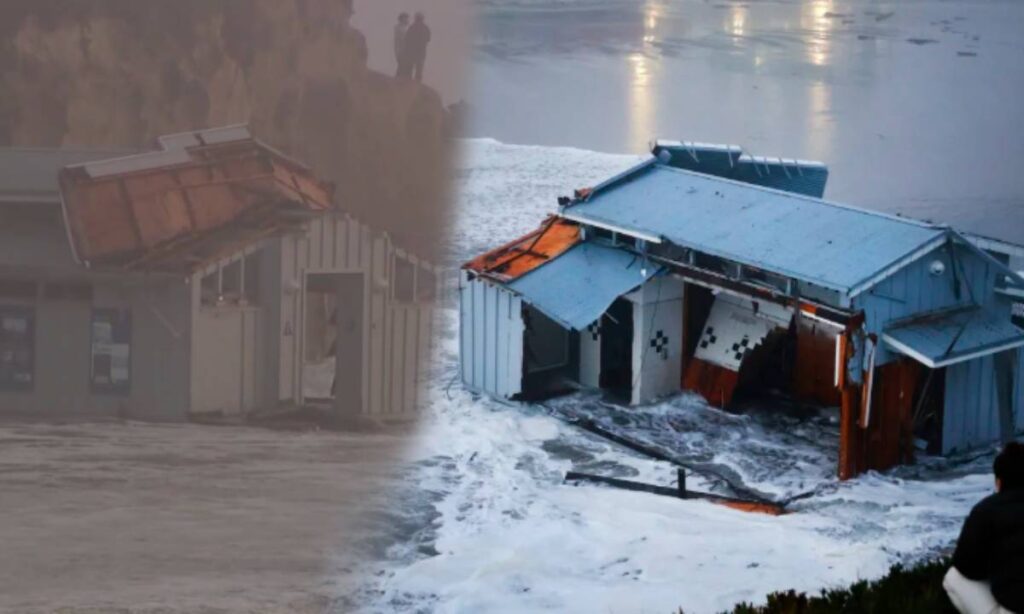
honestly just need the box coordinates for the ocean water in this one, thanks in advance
[468,0,1024,244]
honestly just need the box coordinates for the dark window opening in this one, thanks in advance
[221,260,243,304]
[0,306,34,391]
[200,252,261,308]
[796,281,842,307]
[416,266,437,303]
[394,258,416,303]
[741,266,784,291]
[200,270,220,307]
[649,242,689,263]
[91,308,132,394]
[617,234,638,249]
[693,252,734,277]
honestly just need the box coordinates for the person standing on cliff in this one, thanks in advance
[404,12,431,82]
[394,13,410,78]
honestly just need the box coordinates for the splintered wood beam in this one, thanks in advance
[115,177,146,248]
[564,472,786,516]
[120,202,293,271]
[173,169,200,230]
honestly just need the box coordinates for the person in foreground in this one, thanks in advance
[944,441,1024,614]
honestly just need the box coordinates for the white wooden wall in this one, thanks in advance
[459,272,524,399]
[627,275,685,405]
[279,213,436,417]
[191,307,259,415]
[579,322,601,388]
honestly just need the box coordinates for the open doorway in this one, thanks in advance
[520,305,576,400]
[600,298,633,401]
[912,366,946,454]
[302,272,365,414]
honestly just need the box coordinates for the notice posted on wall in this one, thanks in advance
[91,309,131,392]
[0,307,34,389]
[2,316,27,334]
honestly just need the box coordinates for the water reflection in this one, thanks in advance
[473,0,1024,246]
[801,0,835,66]
[627,0,661,152]
[806,80,834,162]
[729,5,747,39]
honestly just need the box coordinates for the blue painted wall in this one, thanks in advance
[942,345,1023,454]
[854,241,1000,366]
[854,240,1021,453]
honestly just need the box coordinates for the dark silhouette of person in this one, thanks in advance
[394,13,410,78]
[944,441,1024,613]
[403,12,431,82]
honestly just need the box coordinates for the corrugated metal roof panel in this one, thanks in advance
[508,241,658,330]
[157,132,202,150]
[563,163,946,293]
[651,142,829,197]
[732,155,829,198]
[883,306,1024,368]
[463,217,580,281]
[59,128,335,272]
[196,124,252,145]
[82,149,193,178]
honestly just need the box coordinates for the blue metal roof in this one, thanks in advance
[652,141,830,198]
[508,241,658,330]
[562,163,947,293]
[882,306,1024,368]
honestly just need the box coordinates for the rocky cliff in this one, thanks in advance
[0,0,451,259]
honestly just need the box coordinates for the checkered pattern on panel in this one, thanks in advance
[693,294,794,371]
[699,326,717,350]
[731,336,752,363]
[587,321,602,341]
[650,330,670,360]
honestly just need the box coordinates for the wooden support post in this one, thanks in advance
[839,384,863,480]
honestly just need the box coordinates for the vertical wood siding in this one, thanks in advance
[459,272,523,399]
[273,213,435,417]
[856,241,1020,453]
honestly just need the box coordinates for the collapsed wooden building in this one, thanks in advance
[0,125,437,420]
[460,140,1024,478]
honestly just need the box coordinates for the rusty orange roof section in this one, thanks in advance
[463,217,581,282]
[58,125,334,273]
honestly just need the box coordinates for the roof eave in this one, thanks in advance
[882,331,1024,369]
[558,212,663,244]
[964,233,1024,260]
[951,231,1024,288]
[847,231,951,300]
